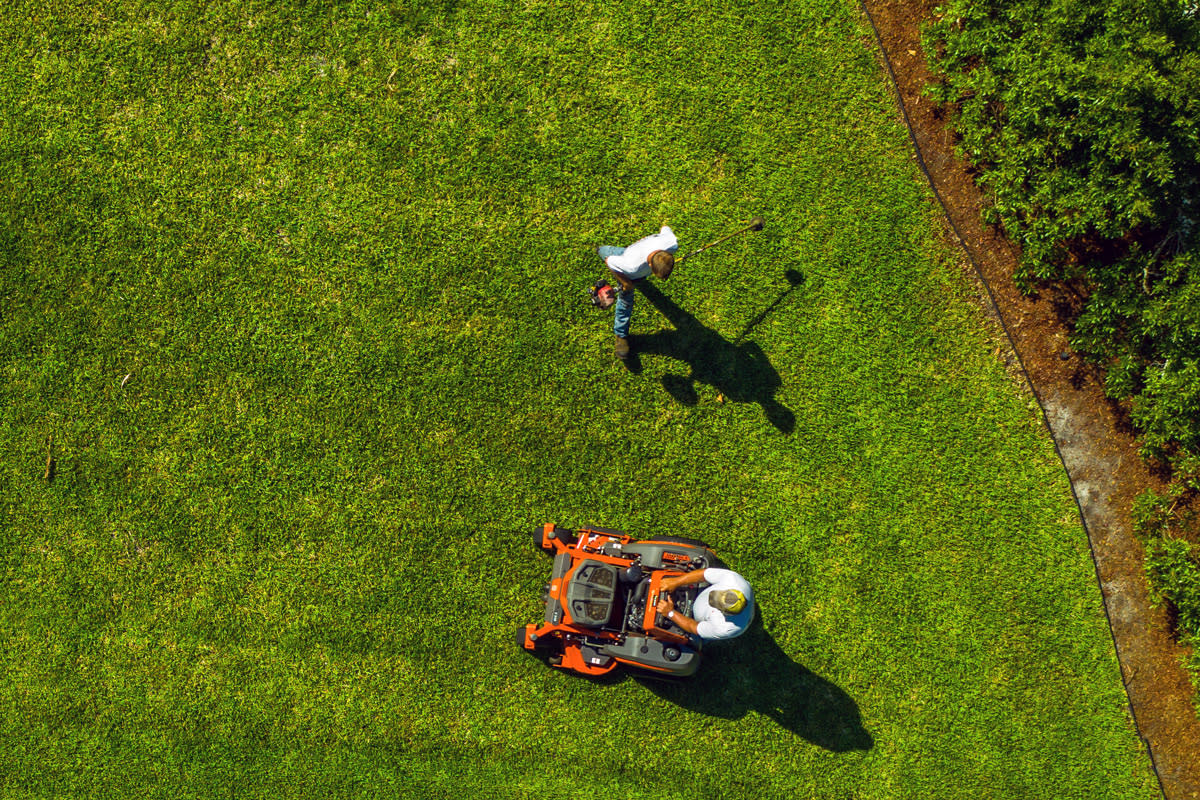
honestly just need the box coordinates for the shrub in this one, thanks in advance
[1145,536,1200,643]
[925,0,1200,281]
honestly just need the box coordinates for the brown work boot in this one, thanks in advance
[614,336,630,359]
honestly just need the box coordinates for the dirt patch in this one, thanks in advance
[859,1,1200,796]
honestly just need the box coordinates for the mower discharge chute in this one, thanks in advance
[518,524,727,679]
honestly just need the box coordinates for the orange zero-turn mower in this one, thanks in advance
[517,523,727,678]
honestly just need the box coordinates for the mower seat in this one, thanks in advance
[563,560,618,628]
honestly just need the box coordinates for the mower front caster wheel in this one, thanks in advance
[516,625,554,651]
[533,525,577,553]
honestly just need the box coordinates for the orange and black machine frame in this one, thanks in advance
[519,523,724,678]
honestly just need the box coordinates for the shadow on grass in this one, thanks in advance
[634,615,874,753]
[624,271,803,434]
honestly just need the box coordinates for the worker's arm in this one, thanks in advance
[660,568,709,594]
[608,268,635,293]
[655,595,700,635]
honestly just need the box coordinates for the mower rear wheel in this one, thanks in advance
[551,526,577,546]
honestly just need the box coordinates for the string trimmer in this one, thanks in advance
[587,217,765,309]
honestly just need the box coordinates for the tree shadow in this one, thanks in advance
[634,615,874,753]
[624,271,802,434]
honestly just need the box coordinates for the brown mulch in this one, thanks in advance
[858,1,1200,797]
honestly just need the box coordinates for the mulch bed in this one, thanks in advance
[859,1,1200,796]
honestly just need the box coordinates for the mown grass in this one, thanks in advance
[0,1,1158,798]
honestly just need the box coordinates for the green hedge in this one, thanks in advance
[923,0,1200,446]
[1146,537,1200,641]
[1135,465,1200,690]
[923,0,1200,707]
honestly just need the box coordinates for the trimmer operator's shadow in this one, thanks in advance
[635,615,873,753]
[625,271,802,434]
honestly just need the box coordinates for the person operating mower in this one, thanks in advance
[520,525,754,677]
[656,567,755,641]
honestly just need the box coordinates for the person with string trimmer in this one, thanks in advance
[596,225,678,360]
[593,217,765,360]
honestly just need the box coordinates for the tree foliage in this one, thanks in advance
[924,0,1200,421]
[925,0,1200,278]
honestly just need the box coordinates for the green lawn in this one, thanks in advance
[0,1,1158,798]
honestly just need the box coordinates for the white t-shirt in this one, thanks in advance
[606,225,678,280]
[692,568,755,641]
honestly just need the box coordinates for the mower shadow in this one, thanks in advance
[623,274,800,434]
[633,615,874,753]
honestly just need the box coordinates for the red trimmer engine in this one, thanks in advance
[588,279,617,310]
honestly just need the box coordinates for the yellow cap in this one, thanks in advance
[712,589,746,615]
